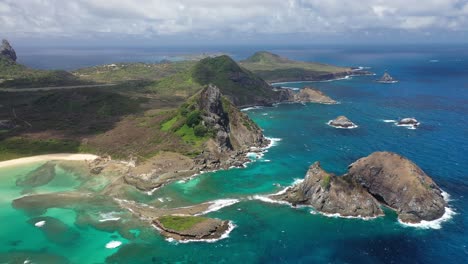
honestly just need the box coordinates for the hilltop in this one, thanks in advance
[240,51,370,83]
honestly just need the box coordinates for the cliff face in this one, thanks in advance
[292,87,337,104]
[274,162,383,218]
[346,152,446,223]
[0,39,17,62]
[195,85,269,168]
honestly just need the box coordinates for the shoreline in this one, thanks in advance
[0,153,99,168]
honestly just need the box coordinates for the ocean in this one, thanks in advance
[1,44,467,263]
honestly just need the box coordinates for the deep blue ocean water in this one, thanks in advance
[1,45,467,263]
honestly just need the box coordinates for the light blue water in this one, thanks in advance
[1,45,467,263]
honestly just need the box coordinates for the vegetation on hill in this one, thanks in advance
[240,51,352,82]
[157,215,208,231]
[73,61,196,83]
[0,56,90,88]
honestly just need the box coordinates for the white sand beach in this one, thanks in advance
[0,153,99,168]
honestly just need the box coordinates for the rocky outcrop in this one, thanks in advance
[377,71,397,83]
[397,118,419,128]
[346,152,446,223]
[153,216,230,241]
[292,87,337,104]
[1,39,17,62]
[273,162,383,218]
[328,116,357,129]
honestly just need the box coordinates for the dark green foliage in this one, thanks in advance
[0,137,81,161]
[186,110,202,127]
[193,124,208,137]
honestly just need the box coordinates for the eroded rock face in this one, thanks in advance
[273,162,383,218]
[346,151,446,223]
[1,39,17,61]
[293,87,337,104]
[328,116,357,129]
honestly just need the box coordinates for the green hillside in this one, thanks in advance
[240,51,352,82]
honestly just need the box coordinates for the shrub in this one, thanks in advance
[186,110,202,127]
[194,124,208,137]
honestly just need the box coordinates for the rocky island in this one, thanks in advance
[377,71,398,83]
[153,215,231,241]
[273,162,383,218]
[1,39,17,62]
[273,152,447,223]
[397,117,420,128]
[327,116,358,129]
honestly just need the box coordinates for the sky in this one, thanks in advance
[1,0,468,46]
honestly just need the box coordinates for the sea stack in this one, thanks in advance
[328,116,357,129]
[397,118,420,128]
[273,162,383,218]
[0,39,17,62]
[347,151,447,223]
[377,71,397,83]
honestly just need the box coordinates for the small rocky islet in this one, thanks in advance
[397,117,420,128]
[327,115,358,129]
[274,151,447,224]
[377,71,398,83]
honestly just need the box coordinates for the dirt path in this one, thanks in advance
[0,83,116,92]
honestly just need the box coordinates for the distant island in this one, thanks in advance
[377,71,398,83]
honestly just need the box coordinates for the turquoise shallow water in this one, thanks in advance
[1,45,467,263]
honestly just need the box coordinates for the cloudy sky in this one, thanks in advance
[1,0,468,46]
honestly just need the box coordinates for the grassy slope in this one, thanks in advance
[0,56,90,88]
[158,215,208,231]
[240,51,351,82]
[73,61,196,83]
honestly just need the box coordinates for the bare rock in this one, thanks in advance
[273,162,383,218]
[346,151,446,223]
[328,116,357,129]
[1,39,17,61]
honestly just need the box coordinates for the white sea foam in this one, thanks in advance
[105,241,122,249]
[241,106,264,112]
[318,211,381,220]
[399,191,456,229]
[382,119,397,123]
[197,199,240,215]
[265,137,282,149]
[146,186,160,196]
[164,221,236,244]
[34,220,46,227]
[99,212,121,222]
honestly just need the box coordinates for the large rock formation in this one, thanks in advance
[397,118,420,128]
[292,87,337,104]
[346,152,446,223]
[120,85,269,191]
[1,39,17,61]
[273,162,383,218]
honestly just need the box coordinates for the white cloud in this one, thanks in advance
[1,0,467,39]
